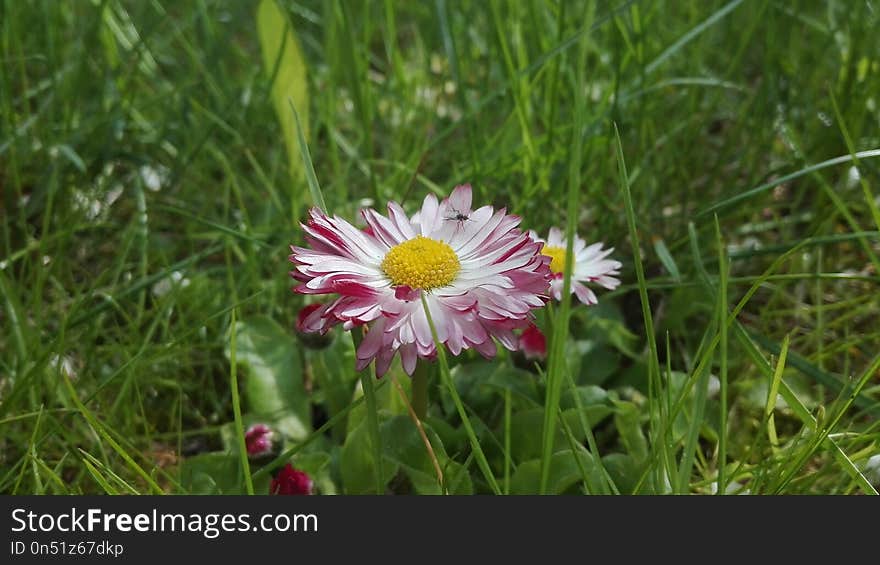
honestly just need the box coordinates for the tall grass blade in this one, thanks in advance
[257,0,309,183]
[228,309,255,495]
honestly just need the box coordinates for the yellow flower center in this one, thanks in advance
[543,245,567,274]
[381,236,460,290]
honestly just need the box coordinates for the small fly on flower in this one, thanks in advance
[443,207,471,228]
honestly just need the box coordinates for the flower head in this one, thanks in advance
[244,424,273,458]
[518,323,547,361]
[290,185,551,376]
[530,227,621,305]
[270,463,313,495]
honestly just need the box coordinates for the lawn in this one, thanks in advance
[1,0,879,495]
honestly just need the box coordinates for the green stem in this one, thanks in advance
[503,388,512,495]
[411,362,429,420]
[421,294,501,494]
[229,309,254,495]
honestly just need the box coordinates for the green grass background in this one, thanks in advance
[1,0,879,494]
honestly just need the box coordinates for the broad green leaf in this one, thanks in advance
[347,365,408,435]
[510,450,602,494]
[180,453,270,495]
[614,401,648,462]
[308,335,359,439]
[424,416,467,457]
[510,409,556,462]
[559,385,610,409]
[483,366,541,405]
[585,316,639,358]
[559,386,615,430]
[339,418,399,494]
[225,316,310,440]
[447,362,498,413]
[381,416,473,495]
[575,341,620,385]
[291,451,337,495]
[602,453,644,494]
[257,0,309,181]
[510,406,613,462]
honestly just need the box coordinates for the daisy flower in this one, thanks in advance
[530,227,622,306]
[290,185,551,376]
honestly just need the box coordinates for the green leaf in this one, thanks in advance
[510,450,602,494]
[510,405,611,462]
[308,335,359,439]
[225,316,310,440]
[448,362,498,413]
[559,385,614,432]
[257,0,309,181]
[584,313,640,358]
[180,453,238,494]
[381,416,473,495]
[575,341,620,385]
[653,237,681,282]
[602,453,643,494]
[290,451,337,495]
[424,416,467,456]
[339,418,399,494]
[483,367,541,405]
[614,401,649,463]
[347,366,408,435]
[180,453,270,495]
[510,409,554,462]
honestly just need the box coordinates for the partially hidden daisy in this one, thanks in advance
[529,227,622,305]
[518,323,547,361]
[290,185,551,376]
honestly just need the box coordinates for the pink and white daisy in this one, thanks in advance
[290,185,551,376]
[529,227,622,306]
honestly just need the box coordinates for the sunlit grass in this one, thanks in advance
[1,0,878,495]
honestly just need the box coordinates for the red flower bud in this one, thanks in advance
[270,463,314,495]
[244,424,273,458]
[519,323,547,360]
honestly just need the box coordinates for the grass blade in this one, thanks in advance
[290,98,326,212]
[257,0,309,184]
[714,215,729,493]
[61,373,164,495]
[538,4,591,494]
[764,334,790,448]
[228,309,254,495]
[645,0,744,74]
[828,88,880,232]
[733,328,878,495]
[699,149,880,217]
[614,123,664,490]
[773,351,880,492]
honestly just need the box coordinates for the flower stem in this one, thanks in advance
[420,294,501,494]
[411,362,429,420]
